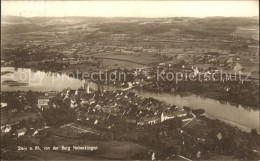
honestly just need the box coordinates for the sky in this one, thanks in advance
[2,1,259,18]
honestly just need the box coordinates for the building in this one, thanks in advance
[226,57,233,64]
[17,128,27,138]
[125,117,136,123]
[9,108,18,113]
[137,116,160,125]
[1,125,11,133]
[133,78,142,85]
[1,102,7,108]
[161,111,175,122]
[161,106,187,122]
[83,80,91,94]
[193,67,199,76]
[132,47,143,52]
[37,96,50,109]
[159,63,166,66]
[88,98,96,105]
[24,105,31,111]
[45,91,58,98]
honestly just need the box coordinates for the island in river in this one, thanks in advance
[2,80,28,87]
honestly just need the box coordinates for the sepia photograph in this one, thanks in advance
[1,0,259,160]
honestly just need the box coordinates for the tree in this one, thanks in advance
[164,118,183,130]
[50,140,58,147]
[26,90,36,104]
[39,136,48,147]
[28,117,33,125]
[1,134,12,147]
[250,129,258,137]
[172,145,181,155]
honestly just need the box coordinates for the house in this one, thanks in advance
[17,128,27,138]
[159,63,166,66]
[193,67,199,76]
[122,50,134,55]
[24,105,31,111]
[183,106,192,115]
[37,96,50,109]
[219,63,225,67]
[171,87,176,93]
[1,102,7,108]
[83,81,91,94]
[70,99,77,108]
[88,98,96,105]
[226,57,233,64]
[125,117,136,123]
[32,130,39,136]
[10,108,18,113]
[235,57,241,61]
[94,104,102,111]
[128,82,133,88]
[137,116,160,125]
[133,78,142,85]
[161,111,175,122]
[173,106,187,117]
[166,155,192,161]
[1,125,11,133]
[132,47,143,52]
[174,109,187,118]
[161,106,187,122]
[197,151,201,158]
[45,91,58,98]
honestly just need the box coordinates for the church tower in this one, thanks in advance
[83,80,90,94]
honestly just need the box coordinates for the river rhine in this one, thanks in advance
[1,67,259,132]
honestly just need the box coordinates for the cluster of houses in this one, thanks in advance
[1,81,196,139]
[37,91,59,110]
[1,94,37,138]
[1,125,28,138]
[38,82,194,128]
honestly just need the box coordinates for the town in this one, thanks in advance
[1,84,260,160]
[1,11,259,161]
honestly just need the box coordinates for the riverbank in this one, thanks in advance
[109,81,259,110]
[192,91,258,110]
[2,80,28,87]
[1,71,13,75]
[2,64,258,109]
[138,82,259,109]
[1,67,259,133]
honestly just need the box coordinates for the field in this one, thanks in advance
[233,27,259,40]
[44,124,102,138]
[102,59,147,69]
[1,111,38,125]
[2,16,259,73]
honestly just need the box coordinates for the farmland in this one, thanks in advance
[1,111,38,125]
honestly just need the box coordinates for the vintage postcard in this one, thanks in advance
[1,1,259,160]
